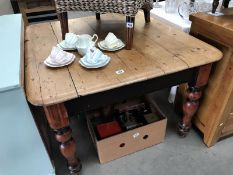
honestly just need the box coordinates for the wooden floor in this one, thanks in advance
[25,12,222,106]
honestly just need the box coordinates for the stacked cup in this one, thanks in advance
[44,46,75,67]
[98,32,125,51]
[45,32,118,68]
[77,34,111,69]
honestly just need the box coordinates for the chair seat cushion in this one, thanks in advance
[55,0,153,16]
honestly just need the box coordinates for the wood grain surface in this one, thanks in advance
[190,9,233,146]
[25,12,222,106]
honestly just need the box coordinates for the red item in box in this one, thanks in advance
[97,121,122,139]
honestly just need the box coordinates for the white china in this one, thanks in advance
[58,33,78,50]
[178,1,216,21]
[98,39,125,51]
[98,32,125,51]
[76,34,98,56]
[50,47,73,64]
[104,32,119,48]
[154,0,162,8]
[79,47,111,69]
[79,56,110,69]
[57,42,76,50]
[165,0,179,13]
[85,47,104,64]
[65,33,78,47]
[44,56,75,68]
[44,46,75,68]
[178,1,198,21]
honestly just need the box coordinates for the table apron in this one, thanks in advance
[65,67,197,113]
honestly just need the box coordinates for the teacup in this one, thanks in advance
[85,47,104,65]
[50,47,72,64]
[64,33,78,48]
[104,32,119,48]
[76,34,98,56]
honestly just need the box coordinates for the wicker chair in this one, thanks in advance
[54,0,153,49]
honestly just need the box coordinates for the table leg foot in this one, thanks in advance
[178,87,202,137]
[178,122,190,137]
[43,103,81,174]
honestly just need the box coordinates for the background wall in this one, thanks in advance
[0,0,13,15]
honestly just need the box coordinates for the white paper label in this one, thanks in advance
[116,69,125,74]
[133,132,140,138]
[126,22,134,28]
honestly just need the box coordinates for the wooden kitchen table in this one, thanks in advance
[25,12,222,174]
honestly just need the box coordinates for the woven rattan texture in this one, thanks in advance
[55,0,153,16]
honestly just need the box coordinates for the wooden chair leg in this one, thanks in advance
[143,9,151,23]
[126,16,135,50]
[212,0,219,13]
[96,13,101,20]
[222,0,230,8]
[57,12,69,40]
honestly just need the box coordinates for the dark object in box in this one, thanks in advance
[144,113,161,124]
[117,111,144,131]
[87,100,167,163]
[115,99,150,131]
[114,99,146,113]
[96,121,122,139]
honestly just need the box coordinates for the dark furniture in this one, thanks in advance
[54,0,153,50]
[10,0,57,24]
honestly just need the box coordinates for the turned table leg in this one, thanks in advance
[43,103,81,175]
[212,0,220,13]
[178,63,212,137]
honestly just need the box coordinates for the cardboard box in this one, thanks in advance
[87,102,167,163]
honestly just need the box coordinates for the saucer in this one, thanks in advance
[57,41,76,51]
[98,39,125,51]
[44,56,75,68]
[79,55,110,69]
[79,59,110,69]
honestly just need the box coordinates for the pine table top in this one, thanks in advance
[25,12,222,106]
